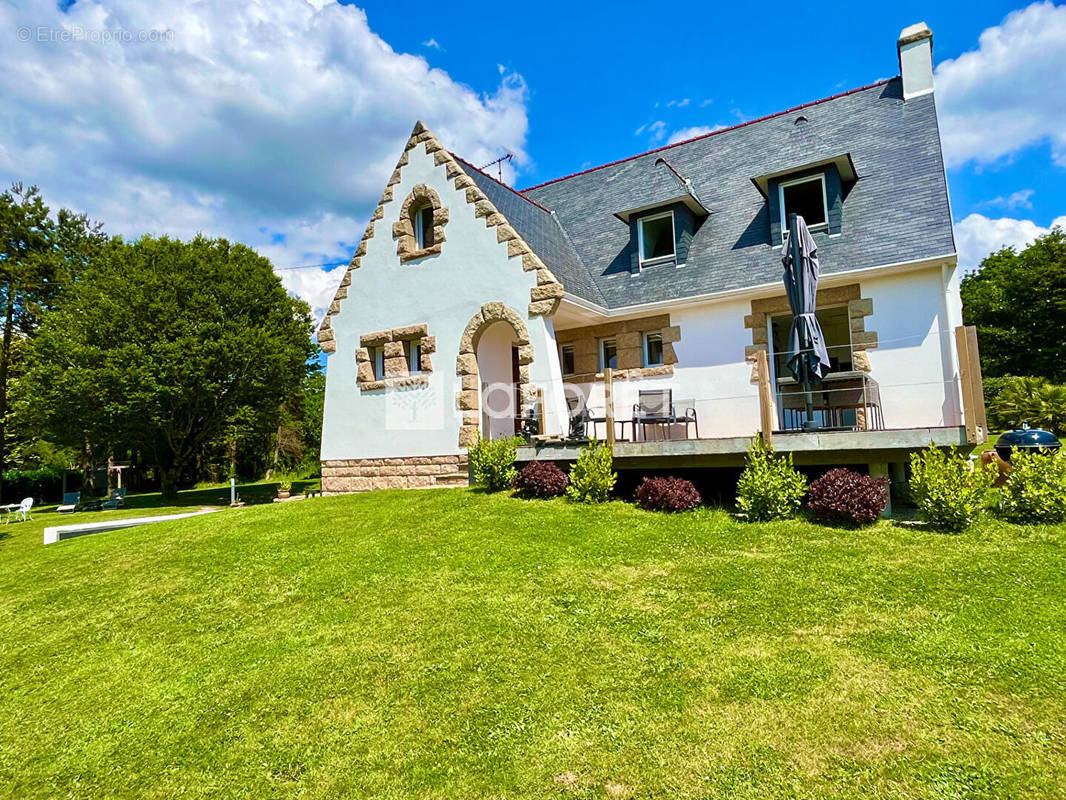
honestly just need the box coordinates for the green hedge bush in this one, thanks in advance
[566,439,616,503]
[908,446,994,531]
[998,448,1066,524]
[468,435,523,492]
[987,376,1066,434]
[2,466,66,504]
[736,434,807,522]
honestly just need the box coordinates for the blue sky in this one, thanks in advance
[1,0,1064,318]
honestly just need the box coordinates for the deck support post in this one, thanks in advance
[604,367,615,448]
[870,462,892,518]
[756,349,775,449]
[954,325,987,444]
[890,462,907,507]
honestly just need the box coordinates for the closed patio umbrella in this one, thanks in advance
[782,213,831,429]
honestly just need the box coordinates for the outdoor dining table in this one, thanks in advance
[0,503,21,524]
[776,371,884,431]
[590,416,631,441]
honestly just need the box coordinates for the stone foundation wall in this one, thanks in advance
[322,455,469,494]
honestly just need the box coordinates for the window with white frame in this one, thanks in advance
[403,339,422,374]
[369,346,385,379]
[600,338,618,370]
[637,211,676,264]
[644,332,664,366]
[559,344,575,376]
[779,174,828,236]
[412,204,434,249]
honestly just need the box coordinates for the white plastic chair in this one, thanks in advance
[15,497,33,522]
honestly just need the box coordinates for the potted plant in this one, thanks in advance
[276,477,293,499]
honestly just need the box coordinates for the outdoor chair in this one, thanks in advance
[566,396,591,440]
[632,390,698,441]
[823,378,884,431]
[101,488,127,510]
[520,405,540,442]
[57,491,80,513]
[14,497,33,523]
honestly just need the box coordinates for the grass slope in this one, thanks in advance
[0,489,1064,799]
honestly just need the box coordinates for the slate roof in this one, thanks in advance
[459,77,955,310]
[454,157,604,305]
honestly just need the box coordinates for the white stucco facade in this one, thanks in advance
[556,263,964,440]
[321,144,567,463]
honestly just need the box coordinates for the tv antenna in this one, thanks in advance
[479,153,513,182]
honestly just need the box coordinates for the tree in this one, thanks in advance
[961,228,1066,381]
[986,376,1066,435]
[0,184,107,489]
[28,235,315,499]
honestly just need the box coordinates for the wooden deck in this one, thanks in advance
[517,425,974,468]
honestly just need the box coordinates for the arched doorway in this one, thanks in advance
[456,302,533,447]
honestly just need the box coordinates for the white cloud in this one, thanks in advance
[647,120,667,143]
[954,212,1066,269]
[277,266,347,320]
[936,1,1066,167]
[665,125,725,146]
[423,37,441,49]
[0,0,529,325]
[975,189,1034,211]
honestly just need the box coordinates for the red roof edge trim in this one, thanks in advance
[450,154,554,214]
[518,77,896,194]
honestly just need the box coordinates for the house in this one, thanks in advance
[319,22,986,496]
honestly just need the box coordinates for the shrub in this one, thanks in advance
[735,434,807,522]
[513,461,569,498]
[468,435,523,492]
[987,376,1066,435]
[566,439,616,503]
[634,476,702,511]
[998,448,1066,524]
[982,376,1016,412]
[2,465,65,504]
[908,445,994,531]
[807,468,888,525]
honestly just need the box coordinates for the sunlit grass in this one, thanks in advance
[0,489,1063,798]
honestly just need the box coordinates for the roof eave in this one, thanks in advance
[614,194,711,224]
[751,153,858,197]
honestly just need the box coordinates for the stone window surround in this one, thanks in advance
[356,324,436,392]
[743,283,876,382]
[555,314,681,382]
[393,184,449,263]
[455,302,533,448]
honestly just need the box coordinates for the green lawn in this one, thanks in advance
[0,490,1064,799]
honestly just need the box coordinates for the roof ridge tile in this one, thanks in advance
[519,78,895,193]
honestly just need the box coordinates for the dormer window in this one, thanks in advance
[637,211,676,265]
[778,174,828,236]
[412,204,434,249]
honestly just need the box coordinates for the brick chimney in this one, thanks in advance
[898,23,934,99]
